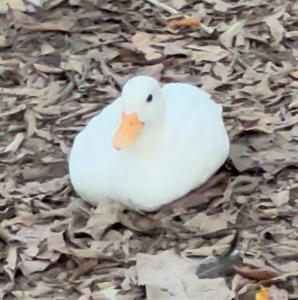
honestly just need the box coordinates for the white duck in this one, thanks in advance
[69,76,229,211]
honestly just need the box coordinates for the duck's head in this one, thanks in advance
[112,76,164,151]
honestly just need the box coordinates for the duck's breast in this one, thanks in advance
[69,99,123,204]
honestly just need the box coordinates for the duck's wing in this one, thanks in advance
[162,83,222,117]
[160,83,227,152]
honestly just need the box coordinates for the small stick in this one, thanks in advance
[145,0,178,14]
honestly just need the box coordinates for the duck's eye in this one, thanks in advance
[146,94,153,103]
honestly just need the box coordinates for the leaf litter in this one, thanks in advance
[1,0,298,299]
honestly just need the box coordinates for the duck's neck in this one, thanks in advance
[130,113,165,157]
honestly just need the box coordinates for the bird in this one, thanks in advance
[69,76,230,211]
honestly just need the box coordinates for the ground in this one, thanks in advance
[0,0,298,299]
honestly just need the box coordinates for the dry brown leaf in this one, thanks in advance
[6,214,37,225]
[165,17,200,31]
[2,132,25,153]
[11,11,76,31]
[233,265,278,281]
[256,208,279,220]
[290,70,298,79]
[19,254,51,275]
[137,250,234,300]
[190,45,230,62]
[219,20,245,48]
[270,190,290,207]
[24,109,37,138]
[33,63,63,74]
[266,17,285,45]
[0,0,26,12]
[185,209,237,234]
[131,32,166,60]
[118,210,162,233]
[185,233,236,257]
[214,0,232,13]
[71,259,98,280]
[4,246,17,281]
[79,198,124,240]
[169,0,186,10]
[59,247,115,260]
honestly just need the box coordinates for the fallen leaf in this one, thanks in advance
[24,109,37,138]
[163,42,189,56]
[79,198,124,240]
[137,250,234,300]
[2,133,25,153]
[4,245,17,281]
[118,210,162,233]
[190,45,230,62]
[219,20,245,48]
[33,63,63,74]
[165,17,200,31]
[59,247,116,260]
[169,0,186,10]
[0,0,26,12]
[196,251,241,278]
[265,17,285,45]
[290,70,298,79]
[19,254,51,275]
[131,32,167,60]
[11,11,77,31]
[185,233,237,257]
[267,286,288,300]
[71,259,98,280]
[233,265,278,281]
[185,209,237,234]
[270,190,290,207]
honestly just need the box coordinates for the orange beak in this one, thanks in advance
[112,112,144,150]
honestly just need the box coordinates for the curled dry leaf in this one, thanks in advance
[165,17,200,32]
[118,210,162,233]
[33,63,64,74]
[233,265,279,281]
[24,109,37,138]
[80,198,124,240]
[71,259,98,280]
[2,132,25,153]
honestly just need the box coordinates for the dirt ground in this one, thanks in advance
[1,0,298,299]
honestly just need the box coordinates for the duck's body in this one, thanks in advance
[69,77,229,211]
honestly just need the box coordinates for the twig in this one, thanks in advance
[145,0,178,14]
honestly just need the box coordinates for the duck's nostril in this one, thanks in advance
[113,145,122,151]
